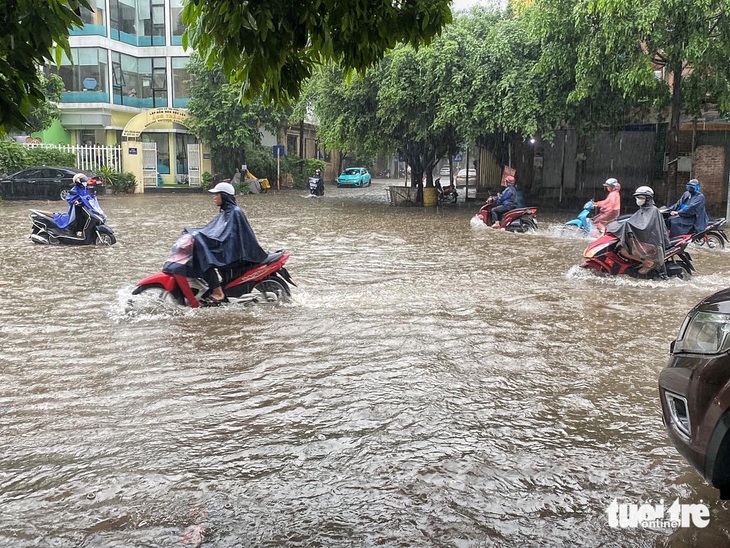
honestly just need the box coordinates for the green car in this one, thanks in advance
[336,167,372,187]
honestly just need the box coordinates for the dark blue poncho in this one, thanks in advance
[163,193,267,277]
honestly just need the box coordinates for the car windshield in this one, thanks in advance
[343,169,361,175]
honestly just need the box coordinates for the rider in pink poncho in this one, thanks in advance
[592,178,622,233]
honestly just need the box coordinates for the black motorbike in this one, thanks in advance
[308,176,325,197]
[29,187,116,245]
[435,178,458,204]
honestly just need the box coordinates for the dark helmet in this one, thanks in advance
[505,175,515,184]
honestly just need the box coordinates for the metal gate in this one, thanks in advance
[187,143,201,187]
[142,142,158,187]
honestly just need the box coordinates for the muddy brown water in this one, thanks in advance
[2,180,730,546]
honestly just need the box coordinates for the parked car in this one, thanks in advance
[455,168,477,184]
[336,167,371,188]
[0,166,103,200]
[659,287,730,499]
[439,165,451,177]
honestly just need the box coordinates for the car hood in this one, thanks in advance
[339,173,363,179]
[692,288,730,315]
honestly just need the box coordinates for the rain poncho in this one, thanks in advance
[667,190,710,237]
[163,193,268,277]
[53,184,106,229]
[592,188,621,228]
[498,183,518,208]
[607,196,670,274]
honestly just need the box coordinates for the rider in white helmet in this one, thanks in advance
[591,177,621,234]
[607,185,670,276]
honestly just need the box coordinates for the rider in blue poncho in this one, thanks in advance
[490,175,519,227]
[666,179,710,238]
[163,182,268,304]
[38,173,107,243]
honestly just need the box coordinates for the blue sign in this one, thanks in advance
[272,145,285,158]
[129,147,138,155]
[203,153,211,159]
[453,154,463,162]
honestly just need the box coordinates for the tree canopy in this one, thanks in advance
[182,0,452,106]
[0,0,89,134]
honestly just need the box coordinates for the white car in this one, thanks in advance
[455,168,476,184]
[439,165,451,177]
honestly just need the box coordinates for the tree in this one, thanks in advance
[25,73,64,134]
[529,0,730,202]
[182,0,452,106]
[0,0,90,133]
[185,56,291,177]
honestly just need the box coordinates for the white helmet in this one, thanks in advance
[208,182,235,195]
[73,173,88,185]
[633,185,654,198]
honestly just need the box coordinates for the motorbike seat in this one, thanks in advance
[29,209,54,221]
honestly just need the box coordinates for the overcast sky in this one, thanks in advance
[451,0,503,12]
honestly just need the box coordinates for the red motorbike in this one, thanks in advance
[474,196,538,232]
[581,232,695,279]
[131,235,295,308]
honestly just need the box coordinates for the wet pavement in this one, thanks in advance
[1,179,730,546]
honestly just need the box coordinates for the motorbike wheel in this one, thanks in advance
[96,231,116,246]
[693,232,725,249]
[132,284,184,306]
[251,279,289,304]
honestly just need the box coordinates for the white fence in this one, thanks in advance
[22,142,123,173]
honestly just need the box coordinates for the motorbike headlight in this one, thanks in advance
[674,311,730,354]
[583,240,613,259]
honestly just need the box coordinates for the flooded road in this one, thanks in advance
[2,180,730,546]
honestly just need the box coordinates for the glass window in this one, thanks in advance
[172,57,190,107]
[110,0,138,45]
[138,57,168,107]
[73,0,107,36]
[170,0,185,45]
[46,48,109,103]
[110,0,165,46]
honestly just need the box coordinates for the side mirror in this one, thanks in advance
[669,340,676,354]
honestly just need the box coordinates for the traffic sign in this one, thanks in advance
[272,145,285,158]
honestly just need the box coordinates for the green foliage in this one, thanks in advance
[24,147,75,168]
[281,156,308,189]
[0,0,91,133]
[96,165,136,194]
[182,0,452,107]
[186,55,292,176]
[26,73,64,134]
[201,171,213,191]
[0,140,27,175]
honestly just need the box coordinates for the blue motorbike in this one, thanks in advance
[564,200,596,236]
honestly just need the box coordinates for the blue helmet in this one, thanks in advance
[686,179,700,193]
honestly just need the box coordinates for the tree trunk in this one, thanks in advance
[664,63,683,205]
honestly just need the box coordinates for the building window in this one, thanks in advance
[72,0,107,37]
[138,57,168,108]
[170,0,185,46]
[112,51,142,107]
[110,0,166,46]
[46,48,109,104]
[172,58,190,107]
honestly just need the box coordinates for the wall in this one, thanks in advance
[693,145,726,216]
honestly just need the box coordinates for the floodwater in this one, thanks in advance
[2,180,730,547]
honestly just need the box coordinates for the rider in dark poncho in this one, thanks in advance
[606,186,670,276]
[163,182,268,303]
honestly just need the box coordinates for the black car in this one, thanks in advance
[0,166,103,200]
[659,287,730,499]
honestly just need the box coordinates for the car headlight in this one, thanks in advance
[674,311,730,354]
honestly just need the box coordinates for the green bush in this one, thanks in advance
[24,147,75,168]
[0,140,26,175]
[97,166,136,194]
[201,171,213,191]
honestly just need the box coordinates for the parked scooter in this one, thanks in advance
[29,178,116,246]
[690,217,729,249]
[435,178,458,204]
[473,195,538,232]
[131,233,295,308]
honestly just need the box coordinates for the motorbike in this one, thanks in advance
[580,229,700,279]
[29,187,116,245]
[435,178,458,204]
[473,195,538,233]
[617,208,729,249]
[131,234,295,308]
[308,176,324,197]
[564,200,596,236]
